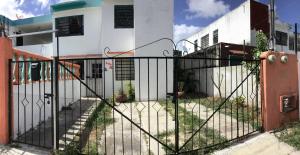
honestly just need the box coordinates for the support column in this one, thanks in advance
[261,51,299,131]
[0,37,13,144]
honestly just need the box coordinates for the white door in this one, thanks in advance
[86,60,103,97]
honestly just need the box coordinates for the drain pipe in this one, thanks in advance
[269,0,276,52]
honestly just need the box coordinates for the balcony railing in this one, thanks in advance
[12,49,80,85]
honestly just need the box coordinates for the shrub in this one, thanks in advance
[116,90,127,103]
[126,82,135,102]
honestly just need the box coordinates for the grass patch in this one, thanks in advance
[178,96,261,130]
[275,122,300,150]
[157,99,228,154]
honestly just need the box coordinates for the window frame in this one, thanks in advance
[201,34,209,48]
[114,5,134,29]
[115,59,135,81]
[55,15,84,37]
[213,29,218,45]
[275,31,288,46]
[91,63,102,79]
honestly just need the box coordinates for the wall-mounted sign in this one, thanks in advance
[105,60,113,70]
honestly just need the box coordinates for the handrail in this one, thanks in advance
[11,49,80,85]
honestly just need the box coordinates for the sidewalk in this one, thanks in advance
[214,132,300,155]
[0,144,51,155]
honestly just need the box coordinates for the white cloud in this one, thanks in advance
[174,24,202,43]
[37,0,50,9]
[186,0,230,19]
[0,0,33,20]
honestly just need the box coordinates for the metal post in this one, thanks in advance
[295,23,298,55]
[8,59,12,143]
[269,0,276,51]
[173,50,181,154]
[53,33,60,150]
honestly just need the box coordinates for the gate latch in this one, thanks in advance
[44,93,53,104]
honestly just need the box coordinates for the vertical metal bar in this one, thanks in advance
[157,59,159,101]
[8,59,12,143]
[174,54,179,153]
[112,58,116,155]
[43,62,46,146]
[24,61,27,144]
[17,61,20,141]
[54,34,60,150]
[63,61,67,149]
[147,58,151,155]
[165,58,168,154]
[256,61,259,129]
[31,62,34,145]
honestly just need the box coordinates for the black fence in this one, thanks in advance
[9,54,262,154]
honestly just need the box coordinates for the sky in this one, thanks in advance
[0,0,299,42]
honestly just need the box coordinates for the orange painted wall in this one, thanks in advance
[261,51,299,131]
[0,38,13,144]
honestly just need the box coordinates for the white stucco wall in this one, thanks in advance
[185,0,251,54]
[182,59,260,105]
[134,0,174,100]
[12,80,84,138]
[100,0,134,52]
[15,43,53,58]
[52,7,102,56]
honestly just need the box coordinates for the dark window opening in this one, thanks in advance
[115,59,135,81]
[55,15,84,37]
[201,34,209,48]
[16,31,23,46]
[213,30,218,44]
[92,63,102,78]
[114,5,134,28]
[229,55,243,66]
[275,31,288,46]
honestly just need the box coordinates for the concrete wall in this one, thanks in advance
[134,0,174,100]
[12,80,84,139]
[15,43,53,58]
[183,58,259,104]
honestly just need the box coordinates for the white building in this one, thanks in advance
[1,0,174,100]
[184,0,299,54]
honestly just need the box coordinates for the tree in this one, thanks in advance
[243,30,268,82]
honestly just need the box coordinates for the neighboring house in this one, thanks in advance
[184,0,299,56]
[0,0,174,100]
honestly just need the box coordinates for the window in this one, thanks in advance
[115,59,135,81]
[194,40,198,52]
[229,55,243,66]
[55,15,84,37]
[213,30,218,44]
[114,5,134,28]
[92,64,102,78]
[275,31,288,46]
[201,34,209,48]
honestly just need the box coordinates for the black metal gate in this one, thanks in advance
[9,39,262,154]
[9,60,54,148]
